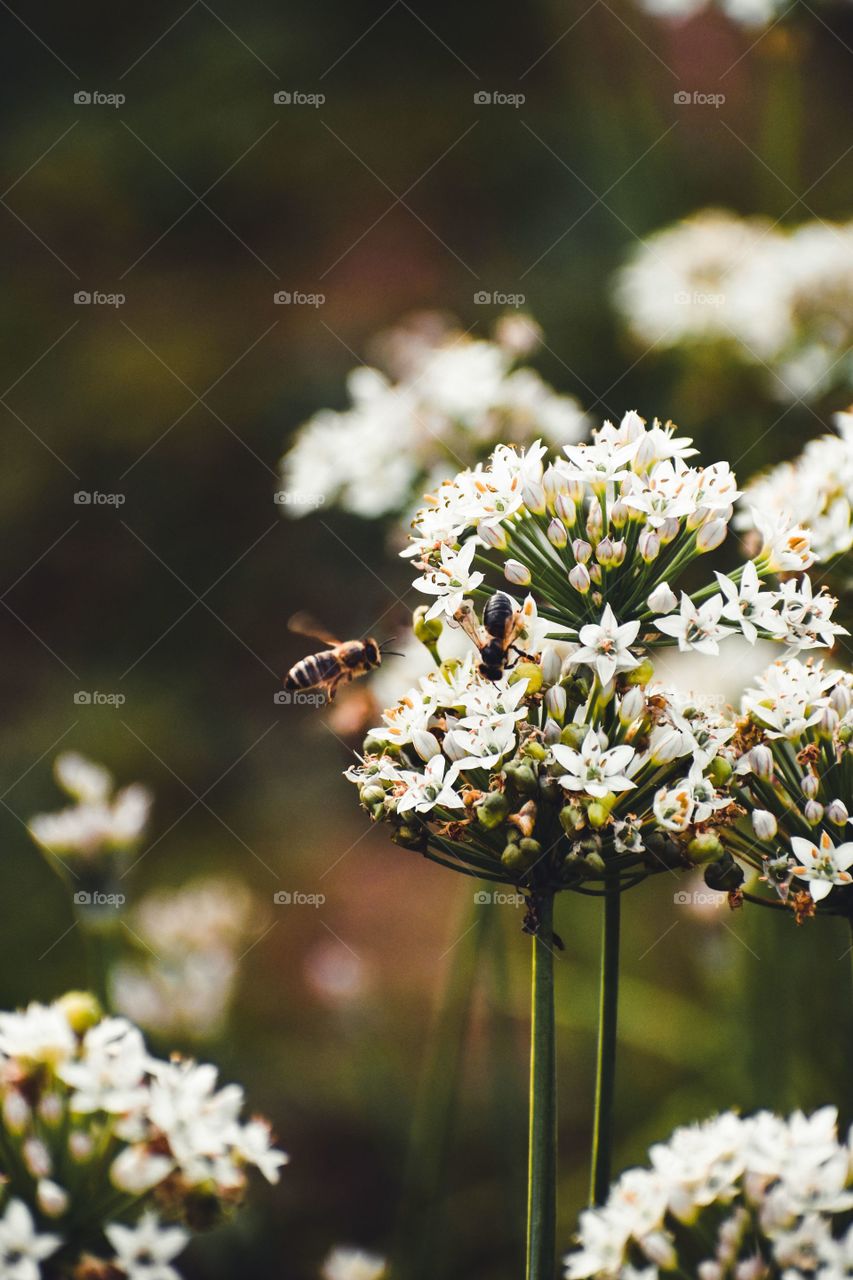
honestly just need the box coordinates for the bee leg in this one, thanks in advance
[326,676,342,702]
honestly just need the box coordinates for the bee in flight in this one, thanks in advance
[453,590,532,681]
[284,614,400,702]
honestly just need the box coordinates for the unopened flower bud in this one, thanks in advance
[540,648,562,686]
[610,501,629,529]
[638,530,660,563]
[596,537,614,566]
[522,481,547,516]
[619,687,646,724]
[749,745,774,781]
[650,727,683,763]
[830,684,851,716]
[569,564,591,593]
[412,730,441,762]
[696,519,727,552]
[827,799,849,826]
[804,799,825,825]
[545,685,567,724]
[69,1131,95,1163]
[543,719,561,745]
[547,518,568,549]
[751,809,777,841]
[818,707,839,738]
[572,538,592,564]
[3,1091,31,1135]
[800,773,819,799]
[646,581,677,614]
[37,1180,68,1218]
[477,521,509,551]
[38,1095,63,1127]
[610,539,627,566]
[504,559,531,586]
[543,466,563,508]
[658,518,679,545]
[555,493,576,525]
[23,1138,51,1179]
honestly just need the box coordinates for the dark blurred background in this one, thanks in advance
[1,2,852,1276]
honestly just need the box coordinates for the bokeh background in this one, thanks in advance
[1,2,852,1276]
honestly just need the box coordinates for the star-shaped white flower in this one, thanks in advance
[552,730,636,798]
[106,1213,188,1280]
[715,562,786,644]
[413,541,484,620]
[395,755,463,814]
[656,593,732,655]
[573,605,641,686]
[790,832,853,902]
[0,1200,61,1280]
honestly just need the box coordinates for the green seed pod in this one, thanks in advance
[707,755,733,787]
[413,605,443,644]
[626,657,655,687]
[518,838,542,863]
[477,791,510,829]
[501,843,530,874]
[510,662,543,693]
[688,832,725,864]
[538,777,560,804]
[57,991,102,1035]
[560,723,586,749]
[559,804,585,833]
[523,741,548,762]
[703,853,744,892]
[392,824,427,851]
[504,762,538,796]
[587,802,609,829]
[583,851,606,874]
[360,784,386,808]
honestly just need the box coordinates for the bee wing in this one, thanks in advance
[451,603,484,648]
[288,612,341,647]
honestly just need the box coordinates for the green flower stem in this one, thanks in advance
[395,897,493,1280]
[590,879,621,1206]
[526,891,557,1280]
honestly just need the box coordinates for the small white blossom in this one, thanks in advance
[789,832,853,903]
[552,731,637,798]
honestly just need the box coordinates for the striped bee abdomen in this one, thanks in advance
[284,649,341,690]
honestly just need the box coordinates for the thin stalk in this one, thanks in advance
[590,881,621,1206]
[526,892,557,1280]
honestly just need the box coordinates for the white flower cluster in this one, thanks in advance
[566,1107,853,1279]
[405,411,841,660]
[112,877,256,1042]
[28,752,151,859]
[725,658,853,913]
[614,211,853,402]
[637,0,805,26]
[279,312,586,519]
[738,410,853,566]
[0,992,286,1280]
[346,620,741,894]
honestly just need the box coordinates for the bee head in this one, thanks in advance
[364,638,381,666]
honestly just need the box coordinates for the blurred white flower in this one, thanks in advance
[0,1199,61,1280]
[105,1213,188,1280]
[322,1246,388,1280]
